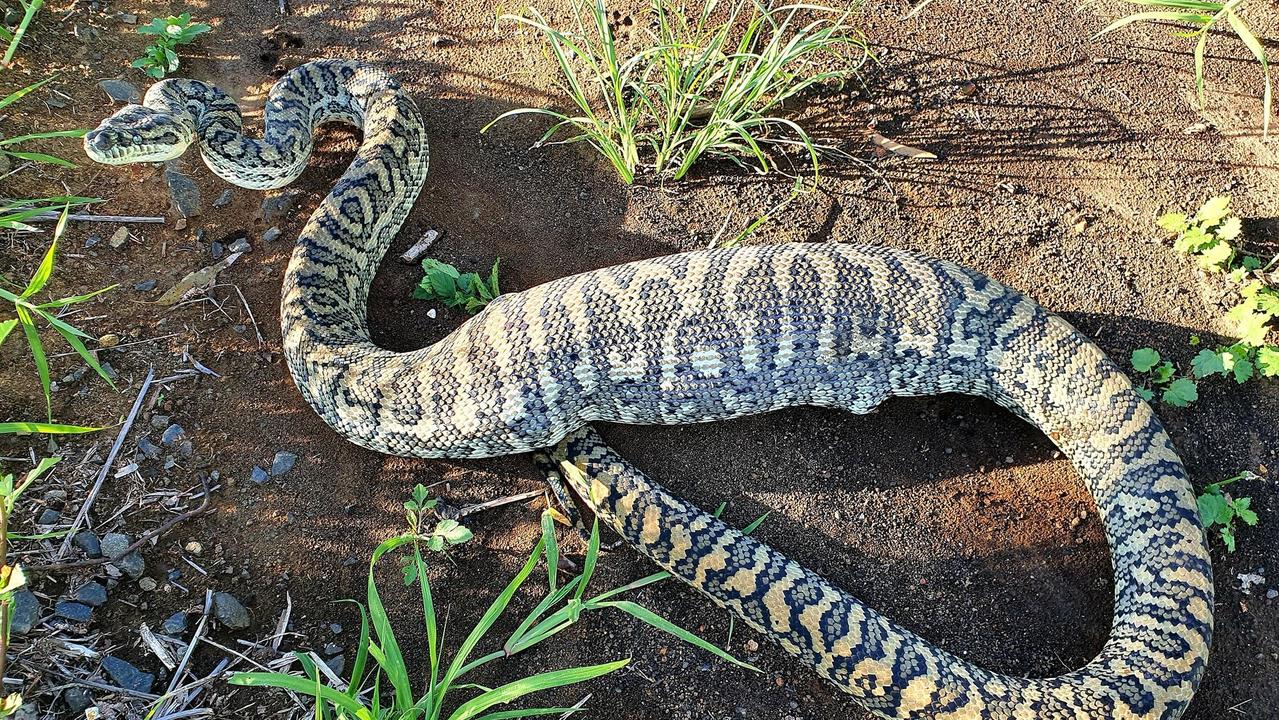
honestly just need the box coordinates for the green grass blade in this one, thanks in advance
[366,536,416,710]
[0,318,16,346]
[540,510,559,592]
[473,708,583,720]
[17,307,51,420]
[334,600,371,699]
[36,284,118,309]
[22,235,59,298]
[1224,9,1272,135]
[0,421,100,434]
[1093,11,1213,38]
[572,518,601,603]
[227,673,370,718]
[0,129,86,147]
[413,543,441,693]
[445,659,629,720]
[595,600,757,671]
[1,0,43,65]
[35,309,117,389]
[1,150,76,167]
[0,76,53,112]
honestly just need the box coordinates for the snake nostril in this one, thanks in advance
[89,132,112,151]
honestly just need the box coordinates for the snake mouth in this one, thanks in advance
[83,138,181,165]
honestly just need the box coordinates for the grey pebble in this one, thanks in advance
[213,188,234,208]
[329,622,343,635]
[325,654,345,676]
[120,13,138,24]
[102,655,155,694]
[85,234,102,248]
[161,423,185,446]
[261,226,282,243]
[250,466,269,484]
[211,241,225,259]
[150,414,170,430]
[75,582,108,608]
[228,237,251,254]
[177,440,194,459]
[10,590,40,635]
[138,436,161,460]
[103,533,145,578]
[134,279,157,292]
[36,508,61,525]
[164,165,201,218]
[1267,589,1278,600]
[54,601,93,623]
[271,451,297,476]
[73,531,103,557]
[162,611,189,635]
[260,189,302,223]
[98,79,140,103]
[323,642,342,656]
[102,533,131,559]
[212,592,251,629]
[62,688,95,717]
[116,552,146,579]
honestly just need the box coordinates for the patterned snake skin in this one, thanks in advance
[86,60,1214,719]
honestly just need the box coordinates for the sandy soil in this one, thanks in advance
[1,0,1277,717]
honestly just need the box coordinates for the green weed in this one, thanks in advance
[1130,347,1199,407]
[1095,0,1273,135]
[485,0,870,184]
[0,457,59,718]
[1197,470,1260,552]
[0,205,118,420]
[132,13,211,79]
[413,258,502,314]
[0,0,42,67]
[229,484,752,718]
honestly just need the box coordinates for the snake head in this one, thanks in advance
[83,105,194,165]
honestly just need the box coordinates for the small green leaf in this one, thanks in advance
[1197,492,1228,527]
[1134,386,1155,401]
[1257,346,1279,377]
[1152,361,1175,384]
[1232,357,1254,383]
[1156,212,1188,233]
[1131,347,1161,372]
[1190,349,1225,378]
[1162,377,1198,407]
[1194,195,1231,225]
[1197,239,1233,268]
[1216,215,1242,240]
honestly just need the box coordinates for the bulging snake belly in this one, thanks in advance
[86,60,1214,719]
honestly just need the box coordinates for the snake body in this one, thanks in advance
[86,60,1214,719]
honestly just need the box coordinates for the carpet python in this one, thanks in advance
[86,60,1214,719]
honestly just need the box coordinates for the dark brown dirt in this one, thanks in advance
[2,0,1277,718]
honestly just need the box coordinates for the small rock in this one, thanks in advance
[98,333,119,348]
[4,7,24,25]
[177,439,193,459]
[212,592,251,629]
[150,414,171,430]
[135,279,157,292]
[260,189,302,223]
[116,552,146,579]
[138,436,161,459]
[745,639,760,652]
[85,234,102,248]
[213,188,234,208]
[164,165,202,218]
[103,534,145,578]
[14,703,38,720]
[73,531,103,557]
[54,601,93,623]
[102,533,131,559]
[261,226,282,243]
[325,654,345,676]
[162,611,189,635]
[210,241,225,259]
[75,582,109,608]
[138,577,158,591]
[270,451,297,476]
[161,423,185,446]
[102,656,155,694]
[62,688,95,717]
[228,237,251,254]
[10,590,40,635]
[250,466,269,484]
[430,34,455,47]
[329,622,343,635]
[109,227,129,248]
[98,79,140,103]
[323,643,342,656]
[120,13,138,24]
[36,508,61,525]
[1267,589,1278,600]
[184,540,204,555]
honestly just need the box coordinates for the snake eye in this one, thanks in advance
[131,133,143,145]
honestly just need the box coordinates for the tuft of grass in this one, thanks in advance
[413,258,502,314]
[485,0,870,184]
[229,485,754,719]
[1197,470,1260,552]
[131,13,211,79]
[0,0,42,67]
[1094,0,1273,135]
[0,204,118,420]
[0,195,98,232]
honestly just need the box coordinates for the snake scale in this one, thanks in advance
[86,60,1214,719]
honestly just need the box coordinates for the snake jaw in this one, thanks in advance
[83,104,193,165]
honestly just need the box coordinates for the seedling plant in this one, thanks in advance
[132,14,211,79]
[230,483,755,718]
[413,258,502,313]
[1197,471,1260,552]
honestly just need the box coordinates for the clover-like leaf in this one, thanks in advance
[1162,377,1198,407]
[1131,347,1161,373]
